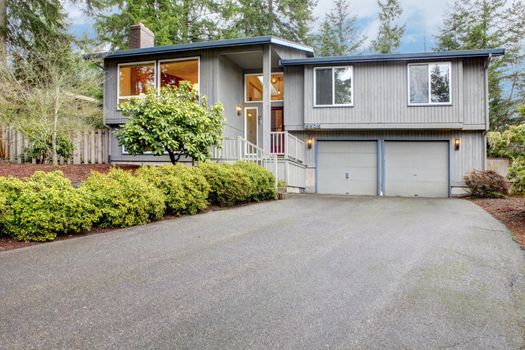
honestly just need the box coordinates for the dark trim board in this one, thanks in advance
[281,48,505,66]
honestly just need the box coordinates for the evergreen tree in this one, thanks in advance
[435,0,525,130]
[222,0,317,44]
[370,0,405,54]
[96,0,223,49]
[315,0,365,56]
[4,0,70,57]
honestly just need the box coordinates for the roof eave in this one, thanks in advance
[280,49,506,66]
[104,36,314,60]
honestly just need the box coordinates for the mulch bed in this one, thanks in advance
[0,163,139,185]
[471,197,525,250]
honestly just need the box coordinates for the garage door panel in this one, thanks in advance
[384,141,448,198]
[317,141,377,195]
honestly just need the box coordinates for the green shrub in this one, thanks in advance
[0,171,99,242]
[80,168,165,228]
[200,162,276,206]
[200,163,247,206]
[464,170,509,198]
[137,165,209,215]
[25,133,74,164]
[233,162,276,201]
[508,157,525,195]
[487,125,525,159]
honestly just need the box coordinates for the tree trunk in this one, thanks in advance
[0,0,6,58]
[52,87,59,165]
[168,150,177,164]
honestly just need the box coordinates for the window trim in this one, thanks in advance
[244,72,284,103]
[313,66,354,108]
[157,56,201,93]
[121,145,169,155]
[116,60,157,106]
[407,62,452,106]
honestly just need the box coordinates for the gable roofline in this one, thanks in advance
[104,36,315,59]
[280,48,505,66]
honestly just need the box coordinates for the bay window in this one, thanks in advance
[314,66,353,107]
[408,62,451,105]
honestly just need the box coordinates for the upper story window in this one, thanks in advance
[117,58,200,106]
[314,66,353,107]
[118,61,156,104]
[159,58,199,91]
[408,62,451,105]
[245,73,284,102]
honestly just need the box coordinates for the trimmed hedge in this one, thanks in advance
[0,163,275,242]
[80,168,165,228]
[200,162,276,206]
[0,171,99,242]
[464,170,509,198]
[137,165,209,215]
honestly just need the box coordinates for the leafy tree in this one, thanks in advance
[96,0,224,49]
[434,0,525,130]
[117,82,224,164]
[486,125,525,159]
[315,0,366,56]
[0,41,103,165]
[370,0,405,54]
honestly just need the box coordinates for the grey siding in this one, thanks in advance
[217,55,244,138]
[291,130,485,191]
[284,59,487,130]
[462,58,487,128]
[283,66,304,129]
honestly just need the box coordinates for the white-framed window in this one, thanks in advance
[408,62,451,105]
[117,61,156,104]
[245,72,284,103]
[314,66,353,107]
[158,57,200,92]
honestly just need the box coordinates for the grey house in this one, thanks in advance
[103,23,504,197]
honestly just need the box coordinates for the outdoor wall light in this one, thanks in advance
[236,104,242,116]
[307,138,313,149]
[454,138,460,151]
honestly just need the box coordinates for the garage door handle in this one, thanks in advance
[345,172,349,179]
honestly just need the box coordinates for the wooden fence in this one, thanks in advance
[0,126,109,164]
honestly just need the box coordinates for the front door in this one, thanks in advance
[244,107,258,146]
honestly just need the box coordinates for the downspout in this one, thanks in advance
[482,53,492,171]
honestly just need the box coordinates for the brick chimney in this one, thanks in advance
[129,23,154,49]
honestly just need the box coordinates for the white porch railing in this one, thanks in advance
[270,131,304,163]
[211,136,278,189]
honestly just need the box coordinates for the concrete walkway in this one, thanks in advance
[0,195,524,349]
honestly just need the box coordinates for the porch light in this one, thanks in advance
[236,104,242,116]
[454,138,460,151]
[307,138,313,149]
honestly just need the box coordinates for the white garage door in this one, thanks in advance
[317,141,378,195]
[384,141,449,198]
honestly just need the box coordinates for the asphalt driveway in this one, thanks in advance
[1,195,524,349]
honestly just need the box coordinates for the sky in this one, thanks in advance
[65,0,452,53]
